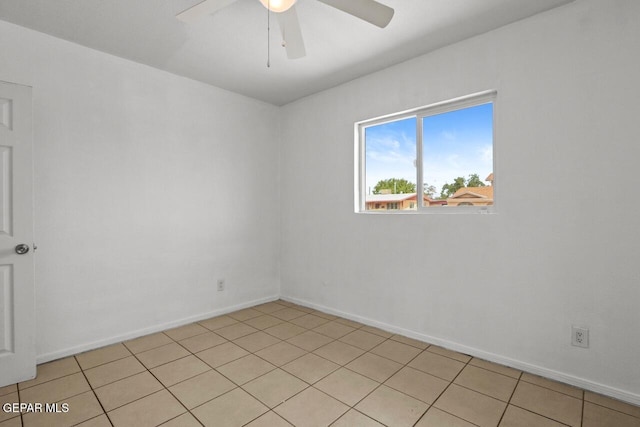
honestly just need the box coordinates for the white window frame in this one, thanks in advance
[355,90,497,214]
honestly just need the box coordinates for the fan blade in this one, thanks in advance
[277,5,306,59]
[318,0,394,28]
[176,0,238,22]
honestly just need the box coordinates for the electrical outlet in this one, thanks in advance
[571,326,589,348]
[217,279,225,292]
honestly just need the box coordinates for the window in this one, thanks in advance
[356,91,495,213]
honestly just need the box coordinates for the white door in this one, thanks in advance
[0,81,35,387]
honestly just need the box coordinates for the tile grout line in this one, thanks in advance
[121,341,198,426]
[329,333,430,426]
[255,318,487,425]
[190,350,309,427]
[74,355,115,427]
[120,332,174,359]
[77,330,202,420]
[183,317,303,418]
[160,411,205,427]
[16,369,78,393]
[18,370,106,417]
[583,399,640,421]
[234,320,330,405]
[16,380,23,427]
[494,369,523,427]
[518,375,584,400]
[496,374,577,427]
[410,347,477,427]
[581,389,585,427]
[340,347,393,425]
[238,317,392,425]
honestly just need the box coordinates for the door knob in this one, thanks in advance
[15,244,30,255]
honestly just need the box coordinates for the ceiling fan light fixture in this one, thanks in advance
[259,0,297,13]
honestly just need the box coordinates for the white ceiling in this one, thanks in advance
[0,0,574,105]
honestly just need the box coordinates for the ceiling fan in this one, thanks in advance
[176,0,395,60]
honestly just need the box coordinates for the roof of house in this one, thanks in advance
[366,193,418,203]
[451,186,494,199]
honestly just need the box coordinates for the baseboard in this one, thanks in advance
[36,295,279,364]
[281,295,640,407]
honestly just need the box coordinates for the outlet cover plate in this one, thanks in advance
[572,326,589,348]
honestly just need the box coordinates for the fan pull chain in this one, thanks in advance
[267,0,271,68]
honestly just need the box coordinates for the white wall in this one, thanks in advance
[0,21,281,361]
[280,0,640,404]
[2,0,639,405]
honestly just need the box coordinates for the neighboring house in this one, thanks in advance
[447,173,494,206]
[365,193,446,210]
[447,186,494,206]
[368,173,495,209]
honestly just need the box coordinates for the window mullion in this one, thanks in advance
[416,116,424,211]
[357,124,366,212]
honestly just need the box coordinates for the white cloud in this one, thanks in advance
[446,153,461,168]
[479,145,493,163]
[441,130,456,141]
[367,150,413,165]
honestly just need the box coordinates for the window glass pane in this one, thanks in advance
[364,117,417,211]
[422,102,493,207]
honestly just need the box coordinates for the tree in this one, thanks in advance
[423,183,437,198]
[465,173,486,188]
[439,173,486,199]
[373,178,416,194]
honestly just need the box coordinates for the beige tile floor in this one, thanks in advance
[2,300,640,427]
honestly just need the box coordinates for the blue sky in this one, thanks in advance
[365,103,493,195]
